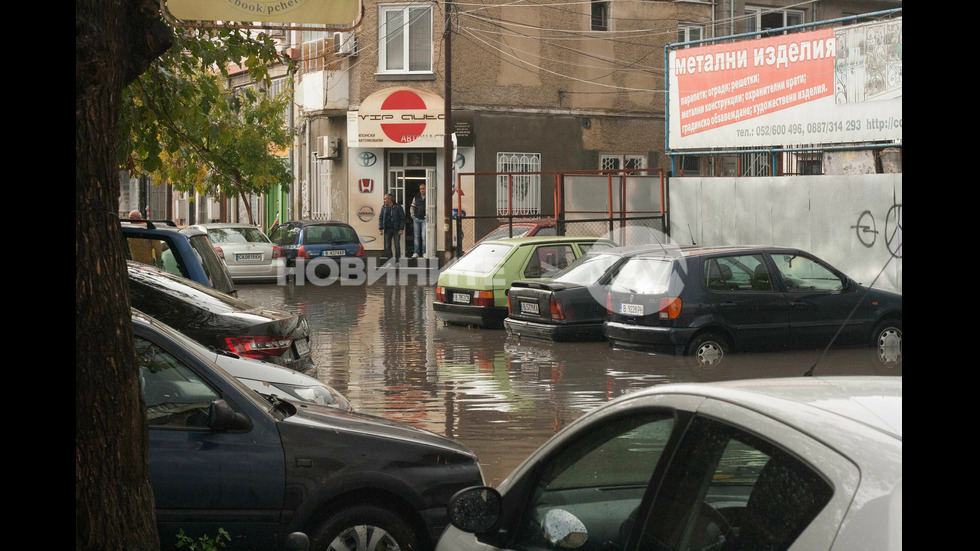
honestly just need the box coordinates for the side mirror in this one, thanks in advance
[446,486,502,534]
[208,399,251,431]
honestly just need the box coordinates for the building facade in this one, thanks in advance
[289,0,900,257]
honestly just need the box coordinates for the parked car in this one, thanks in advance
[467,219,557,253]
[438,376,902,551]
[131,309,484,551]
[189,223,284,282]
[122,219,237,295]
[603,246,902,366]
[504,245,663,342]
[155,312,352,411]
[127,261,316,374]
[435,236,613,328]
[269,220,365,272]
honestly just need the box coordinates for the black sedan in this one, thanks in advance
[604,246,902,366]
[504,246,664,342]
[127,261,316,374]
[132,309,484,551]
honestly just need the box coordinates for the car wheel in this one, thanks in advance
[687,332,729,367]
[312,504,419,551]
[873,320,902,366]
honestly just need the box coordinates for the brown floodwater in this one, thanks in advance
[235,278,900,486]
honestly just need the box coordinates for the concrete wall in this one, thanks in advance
[669,174,902,292]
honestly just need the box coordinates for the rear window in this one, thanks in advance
[450,243,514,274]
[552,253,620,286]
[188,235,236,294]
[610,258,673,295]
[304,224,358,245]
[207,227,270,244]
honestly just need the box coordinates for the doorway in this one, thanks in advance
[388,150,437,254]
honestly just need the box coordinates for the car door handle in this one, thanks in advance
[789,300,811,309]
[718,301,738,308]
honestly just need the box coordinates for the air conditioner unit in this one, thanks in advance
[334,31,358,56]
[317,136,341,159]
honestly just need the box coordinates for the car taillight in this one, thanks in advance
[272,246,283,259]
[224,336,293,359]
[550,297,565,320]
[659,297,682,320]
[297,245,310,259]
[214,247,224,260]
[436,286,446,302]
[473,291,494,307]
[507,295,512,315]
[356,243,365,257]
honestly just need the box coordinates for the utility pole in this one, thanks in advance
[442,0,454,262]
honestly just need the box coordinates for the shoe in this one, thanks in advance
[411,253,419,258]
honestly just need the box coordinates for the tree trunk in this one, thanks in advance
[76,0,172,549]
[240,188,255,225]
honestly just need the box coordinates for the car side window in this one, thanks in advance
[638,416,832,551]
[125,236,185,278]
[524,245,576,278]
[771,253,843,292]
[705,255,773,292]
[135,337,220,430]
[515,413,675,550]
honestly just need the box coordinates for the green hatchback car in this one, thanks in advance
[435,236,613,328]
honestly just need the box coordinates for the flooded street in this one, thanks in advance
[237,278,901,486]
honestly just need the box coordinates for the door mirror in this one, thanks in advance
[208,399,251,431]
[446,486,502,533]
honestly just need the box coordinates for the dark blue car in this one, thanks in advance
[269,220,365,267]
[132,310,484,551]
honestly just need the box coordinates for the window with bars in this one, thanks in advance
[379,4,433,74]
[497,152,541,216]
[600,154,647,171]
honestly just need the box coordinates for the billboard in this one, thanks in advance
[668,18,902,150]
[167,0,360,27]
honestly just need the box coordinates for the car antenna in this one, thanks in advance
[803,243,901,377]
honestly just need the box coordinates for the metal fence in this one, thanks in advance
[452,168,668,257]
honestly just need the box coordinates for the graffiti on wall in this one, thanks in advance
[851,203,902,258]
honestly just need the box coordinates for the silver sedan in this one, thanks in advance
[191,223,284,282]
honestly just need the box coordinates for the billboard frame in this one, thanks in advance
[664,8,902,167]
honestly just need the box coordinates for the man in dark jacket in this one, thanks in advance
[378,193,405,263]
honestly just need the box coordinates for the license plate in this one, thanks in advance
[452,293,471,304]
[620,303,644,316]
[236,253,262,261]
[294,338,310,357]
[520,301,539,314]
[323,249,346,257]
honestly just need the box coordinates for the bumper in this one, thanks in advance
[603,321,697,355]
[433,302,507,328]
[226,261,284,281]
[504,318,605,342]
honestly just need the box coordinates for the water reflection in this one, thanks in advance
[235,280,900,485]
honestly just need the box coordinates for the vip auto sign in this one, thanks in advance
[348,88,445,148]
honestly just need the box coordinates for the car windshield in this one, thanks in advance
[610,257,673,295]
[552,253,621,286]
[207,227,269,244]
[450,242,514,274]
[305,224,358,245]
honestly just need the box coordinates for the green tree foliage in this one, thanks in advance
[119,25,295,224]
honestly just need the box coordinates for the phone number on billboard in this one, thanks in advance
[746,120,862,137]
